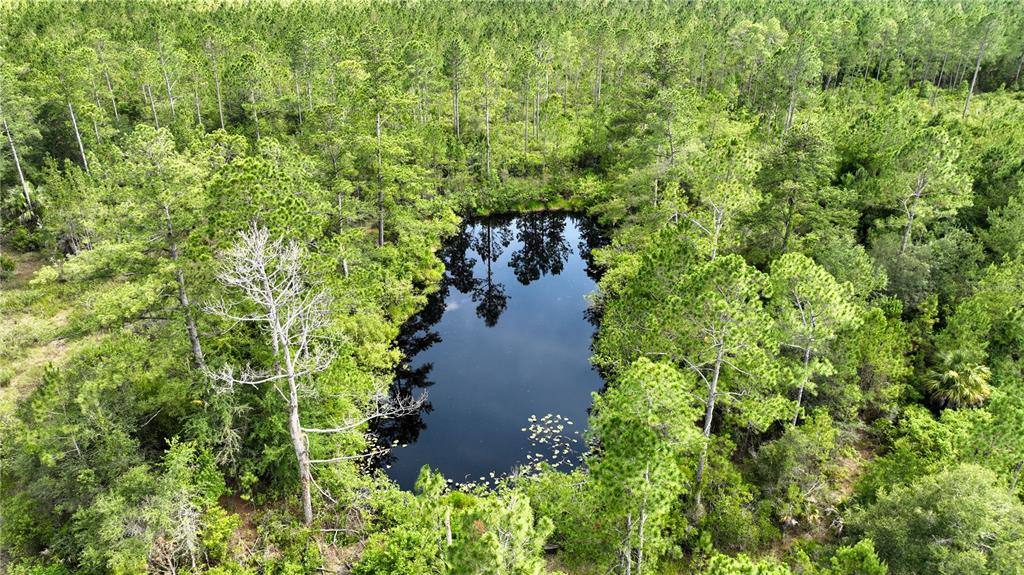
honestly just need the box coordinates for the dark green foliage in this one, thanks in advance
[850,465,1024,575]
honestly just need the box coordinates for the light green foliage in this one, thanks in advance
[828,539,888,575]
[769,252,861,422]
[670,255,782,432]
[589,359,703,572]
[749,125,842,261]
[888,127,972,248]
[938,258,1024,374]
[518,469,607,566]
[827,298,911,419]
[355,468,552,575]
[850,464,1024,575]
[701,552,794,575]
[752,412,844,531]
[74,440,228,575]
[984,184,1024,259]
[683,120,762,259]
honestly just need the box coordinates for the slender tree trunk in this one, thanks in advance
[637,464,649,575]
[452,79,460,138]
[522,88,529,166]
[2,113,35,216]
[89,79,103,144]
[67,100,90,173]
[694,345,724,511]
[214,73,225,130]
[281,347,314,526]
[250,92,260,139]
[534,90,541,140]
[781,195,796,253]
[792,344,812,425]
[963,25,991,119]
[445,507,453,546]
[376,111,384,247]
[103,69,119,122]
[193,77,203,128]
[484,82,492,179]
[624,512,632,575]
[1015,50,1024,85]
[667,119,676,167]
[900,172,926,254]
[158,38,176,120]
[145,84,160,128]
[163,205,205,369]
[784,91,797,134]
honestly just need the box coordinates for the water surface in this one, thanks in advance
[375,212,605,489]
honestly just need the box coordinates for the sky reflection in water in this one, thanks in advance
[375,212,606,489]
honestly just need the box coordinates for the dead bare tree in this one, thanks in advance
[206,224,423,525]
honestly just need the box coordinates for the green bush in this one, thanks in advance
[849,464,1024,575]
[0,253,15,280]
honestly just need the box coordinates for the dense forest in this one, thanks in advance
[2,0,1024,573]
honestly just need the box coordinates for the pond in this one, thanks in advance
[374,212,607,489]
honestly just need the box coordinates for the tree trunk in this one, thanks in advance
[250,92,260,139]
[214,73,225,130]
[103,69,119,122]
[667,119,676,167]
[783,90,797,134]
[899,172,926,254]
[637,465,649,575]
[694,345,724,511]
[68,100,90,173]
[1015,50,1024,86]
[158,38,176,120]
[452,79,460,138]
[484,81,492,179]
[89,79,104,144]
[781,195,796,254]
[963,25,991,119]
[376,111,384,247]
[792,344,812,425]
[445,507,453,546]
[193,79,203,128]
[624,512,632,575]
[163,205,205,369]
[145,84,160,128]
[522,88,529,163]
[282,348,314,525]
[2,113,35,217]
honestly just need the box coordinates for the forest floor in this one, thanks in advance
[0,249,101,417]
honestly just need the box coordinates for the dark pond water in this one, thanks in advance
[374,212,607,489]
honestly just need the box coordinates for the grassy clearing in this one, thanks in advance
[0,250,107,417]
